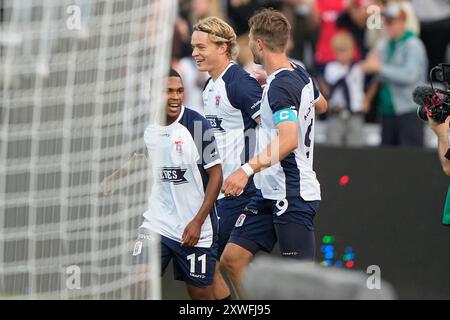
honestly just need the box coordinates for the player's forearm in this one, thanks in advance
[248,134,298,174]
[193,164,223,224]
[436,133,450,176]
[315,94,328,114]
[114,153,146,179]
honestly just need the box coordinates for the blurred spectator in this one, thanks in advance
[336,0,371,60]
[394,0,420,34]
[364,0,420,124]
[240,32,306,86]
[365,0,420,53]
[237,32,259,72]
[190,0,223,23]
[173,0,223,61]
[226,0,281,36]
[175,58,209,114]
[279,0,318,70]
[172,0,222,112]
[311,0,347,75]
[364,0,387,52]
[411,0,450,71]
[322,32,366,147]
[361,2,428,147]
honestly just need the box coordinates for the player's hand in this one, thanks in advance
[221,168,248,197]
[181,220,202,247]
[100,171,120,196]
[428,115,450,137]
[253,68,268,86]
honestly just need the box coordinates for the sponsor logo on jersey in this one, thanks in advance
[235,214,246,227]
[137,233,153,241]
[159,167,188,185]
[282,251,299,257]
[244,207,258,215]
[250,100,261,110]
[205,115,225,132]
[190,273,206,279]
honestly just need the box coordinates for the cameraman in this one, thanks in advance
[428,115,450,226]
[428,115,450,176]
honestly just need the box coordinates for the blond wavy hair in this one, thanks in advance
[193,17,239,60]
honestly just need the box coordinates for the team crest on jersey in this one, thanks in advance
[174,139,183,155]
[132,240,143,256]
[235,214,246,227]
[215,96,221,107]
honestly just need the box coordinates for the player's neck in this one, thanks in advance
[210,59,232,81]
[165,114,179,126]
[264,53,291,78]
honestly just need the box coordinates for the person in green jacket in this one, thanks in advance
[428,115,450,226]
[361,2,428,147]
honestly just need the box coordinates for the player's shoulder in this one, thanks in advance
[180,106,207,123]
[223,64,261,100]
[273,64,313,89]
[179,106,210,131]
[224,63,248,78]
[223,64,259,87]
[291,62,312,84]
[269,71,301,93]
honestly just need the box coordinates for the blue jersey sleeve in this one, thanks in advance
[268,80,301,115]
[292,62,320,101]
[312,79,320,101]
[227,74,262,120]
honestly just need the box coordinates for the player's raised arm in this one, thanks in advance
[221,116,298,197]
[101,152,147,196]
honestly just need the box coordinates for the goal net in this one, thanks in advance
[0,0,175,299]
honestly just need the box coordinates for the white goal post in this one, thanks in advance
[0,0,176,299]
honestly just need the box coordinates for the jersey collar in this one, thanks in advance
[212,62,234,83]
[266,67,291,85]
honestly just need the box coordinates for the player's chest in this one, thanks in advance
[202,83,235,116]
[144,127,197,163]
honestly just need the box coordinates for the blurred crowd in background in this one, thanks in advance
[170,0,450,149]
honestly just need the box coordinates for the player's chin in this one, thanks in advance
[195,60,208,71]
[167,104,181,116]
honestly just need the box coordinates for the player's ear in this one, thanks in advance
[256,38,264,51]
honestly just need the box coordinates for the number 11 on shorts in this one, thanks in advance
[187,253,206,274]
